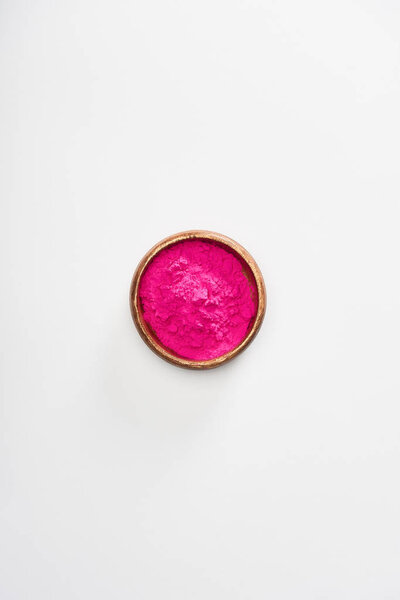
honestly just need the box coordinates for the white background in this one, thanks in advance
[1,1,400,598]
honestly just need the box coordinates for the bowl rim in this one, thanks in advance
[129,230,266,369]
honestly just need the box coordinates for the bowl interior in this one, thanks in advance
[135,236,260,362]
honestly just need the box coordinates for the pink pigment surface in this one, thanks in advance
[138,239,257,361]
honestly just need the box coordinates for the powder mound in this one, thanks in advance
[139,239,257,361]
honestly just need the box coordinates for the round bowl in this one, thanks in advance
[130,230,266,369]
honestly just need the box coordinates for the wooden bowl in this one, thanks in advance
[130,230,266,369]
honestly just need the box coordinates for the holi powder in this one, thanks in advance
[138,239,258,361]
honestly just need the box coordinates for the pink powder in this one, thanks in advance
[138,239,257,360]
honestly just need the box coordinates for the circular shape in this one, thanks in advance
[130,231,266,369]
[139,240,256,361]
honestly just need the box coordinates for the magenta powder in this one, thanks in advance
[138,239,257,361]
